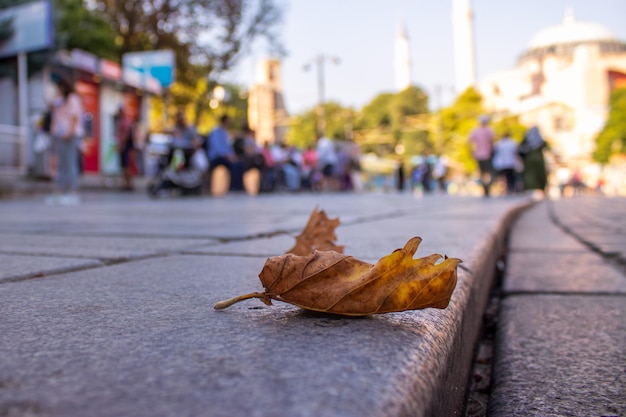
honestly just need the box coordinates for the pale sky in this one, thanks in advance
[229,0,626,115]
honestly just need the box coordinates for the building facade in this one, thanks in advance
[479,10,626,167]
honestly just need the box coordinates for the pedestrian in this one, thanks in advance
[172,111,199,150]
[396,159,405,192]
[469,115,495,197]
[38,105,56,178]
[115,106,135,191]
[260,140,276,192]
[519,126,548,197]
[207,114,236,195]
[433,156,448,193]
[492,132,519,194]
[45,76,83,205]
[316,133,338,191]
[233,124,263,195]
[301,145,318,190]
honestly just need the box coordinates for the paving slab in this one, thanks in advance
[189,217,499,266]
[0,196,526,417]
[0,194,416,239]
[508,203,588,253]
[504,251,626,294]
[0,233,217,260]
[187,235,295,257]
[489,295,626,417]
[0,253,102,283]
[491,197,626,417]
[0,194,532,417]
[0,254,473,417]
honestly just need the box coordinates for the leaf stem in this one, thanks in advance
[213,292,267,310]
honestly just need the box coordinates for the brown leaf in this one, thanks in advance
[285,207,344,255]
[214,237,461,316]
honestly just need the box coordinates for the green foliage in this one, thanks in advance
[353,86,429,156]
[150,83,248,135]
[287,111,317,149]
[358,93,394,129]
[593,88,626,164]
[491,115,527,142]
[437,87,485,173]
[286,102,355,149]
[54,0,118,60]
[390,85,429,134]
[92,0,283,114]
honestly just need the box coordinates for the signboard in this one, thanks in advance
[0,0,53,59]
[100,59,122,81]
[122,50,175,88]
[71,49,98,73]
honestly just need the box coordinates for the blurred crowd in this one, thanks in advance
[37,79,609,202]
[146,114,365,197]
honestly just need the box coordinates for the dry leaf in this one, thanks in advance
[214,237,461,316]
[286,207,344,255]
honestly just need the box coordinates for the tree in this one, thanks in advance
[594,87,626,164]
[286,101,355,149]
[389,85,429,135]
[358,92,394,129]
[91,0,282,88]
[354,87,430,155]
[91,0,282,126]
[437,87,485,173]
[55,0,118,60]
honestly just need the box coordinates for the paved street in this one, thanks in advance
[0,192,624,416]
[490,197,626,417]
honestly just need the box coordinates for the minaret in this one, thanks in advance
[395,22,412,91]
[451,0,476,94]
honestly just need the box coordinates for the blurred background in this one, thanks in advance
[0,0,625,196]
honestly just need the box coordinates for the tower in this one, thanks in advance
[247,59,288,144]
[395,22,412,91]
[451,0,476,94]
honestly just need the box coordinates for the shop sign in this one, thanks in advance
[122,49,175,88]
[0,0,53,59]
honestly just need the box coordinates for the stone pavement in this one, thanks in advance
[490,197,626,417]
[0,191,623,416]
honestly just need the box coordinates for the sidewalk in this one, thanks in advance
[0,174,149,199]
[490,197,626,417]
[0,192,623,416]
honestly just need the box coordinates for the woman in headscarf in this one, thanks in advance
[519,126,548,193]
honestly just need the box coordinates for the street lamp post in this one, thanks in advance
[304,54,340,136]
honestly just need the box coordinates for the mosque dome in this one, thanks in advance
[527,9,616,50]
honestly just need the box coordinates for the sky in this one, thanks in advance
[228,0,626,115]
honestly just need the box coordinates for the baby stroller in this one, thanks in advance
[147,141,208,198]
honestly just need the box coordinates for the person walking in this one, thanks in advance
[207,115,236,196]
[46,76,83,205]
[233,124,263,195]
[115,106,135,191]
[469,115,495,197]
[492,132,519,195]
[315,133,338,192]
[519,125,548,198]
